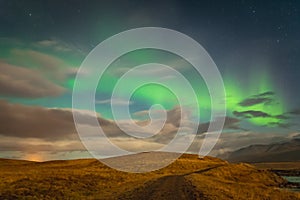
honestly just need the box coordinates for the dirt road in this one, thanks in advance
[118,175,204,200]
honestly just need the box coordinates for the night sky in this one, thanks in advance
[0,0,299,161]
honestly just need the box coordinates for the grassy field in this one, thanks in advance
[0,153,299,199]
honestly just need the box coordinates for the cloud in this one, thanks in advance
[238,91,274,107]
[255,91,275,96]
[0,101,197,157]
[107,57,192,77]
[0,101,108,140]
[35,39,75,53]
[274,114,290,120]
[0,47,85,98]
[96,98,134,106]
[267,122,294,129]
[233,110,271,118]
[0,101,183,159]
[10,49,77,81]
[288,108,300,115]
[166,107,182,127]
[233,91,295,128]
[0,100,185,142]
[197,116,241,133]
[0,61,65,97]
[233,110,296,129]
[0,100,242,147]
[0,100,121,140]
[239,97,272,107]
[0,100,77,140]
[0,136,84,152]
[0,100,294,160]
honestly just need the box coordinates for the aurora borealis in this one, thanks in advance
[0,0,299,161]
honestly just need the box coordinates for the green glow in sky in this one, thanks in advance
[224,68,285,126]
[0,44,287,128]
[131,83,178,110]
[65,49,287,127]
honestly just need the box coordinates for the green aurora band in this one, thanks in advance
[1,46,286,127]
[75,50,285,127]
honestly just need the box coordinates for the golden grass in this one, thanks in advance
[0,154,299,199]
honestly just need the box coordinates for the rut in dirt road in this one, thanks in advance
[119,175,204,200]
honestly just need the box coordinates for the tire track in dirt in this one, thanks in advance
[119,175,202,200]
[118,166,225,200]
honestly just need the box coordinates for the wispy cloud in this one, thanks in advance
[238,91,274,107]
[0,61,65,97]
[233,110,271,118]
[96,98,133,106]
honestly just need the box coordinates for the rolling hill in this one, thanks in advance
[0,153,299,199]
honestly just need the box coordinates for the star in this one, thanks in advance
[29,13,32,17]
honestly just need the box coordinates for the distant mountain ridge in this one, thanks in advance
[225,138,300,163]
